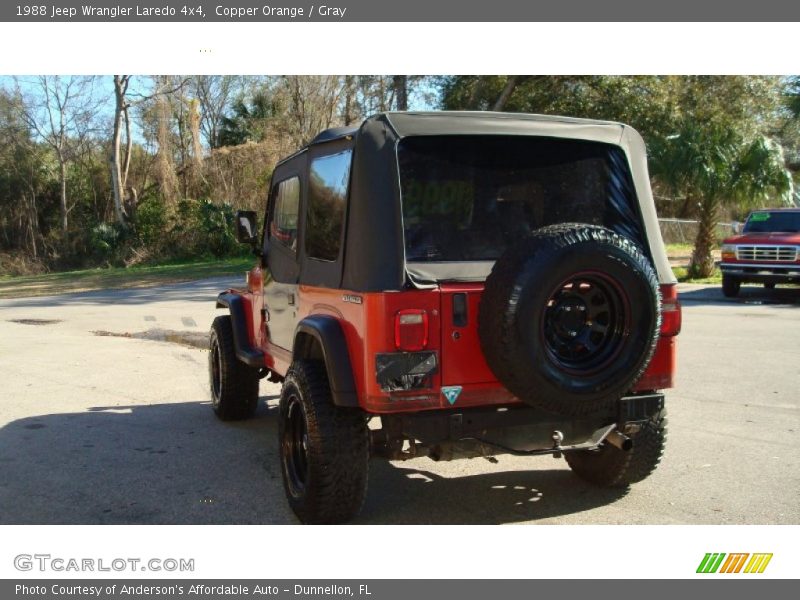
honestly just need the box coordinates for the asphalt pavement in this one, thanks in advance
[0,278,797,524]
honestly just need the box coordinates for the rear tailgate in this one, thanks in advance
[439,283,496,386]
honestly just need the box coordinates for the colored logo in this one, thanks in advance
[441,386,462,405]
[696,553,773,574]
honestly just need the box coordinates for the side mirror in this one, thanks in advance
[733,221,743,235]
[235,210,259,248]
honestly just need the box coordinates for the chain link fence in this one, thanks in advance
[658,218,737,245]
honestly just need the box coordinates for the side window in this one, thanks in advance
[306,150,353,262]
[269,176,300,252]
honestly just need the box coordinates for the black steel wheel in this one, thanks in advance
[479,224,661,417]
[282,393,309,498]
[542,272,629,374]
[278,360,369,524]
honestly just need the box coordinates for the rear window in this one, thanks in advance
[398,136,644,262]
[744,211,800,233]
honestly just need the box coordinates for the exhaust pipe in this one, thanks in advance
[605,430,633,452]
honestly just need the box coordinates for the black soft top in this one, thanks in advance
[279,112,641,292]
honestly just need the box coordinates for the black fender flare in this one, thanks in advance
[293,315,358,407]
[216,292,264,368]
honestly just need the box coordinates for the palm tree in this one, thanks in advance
[217,91,278,147]
[650,120,793,278]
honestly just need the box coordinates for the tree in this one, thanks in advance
[110,75,133,225]
[650,122,793,277]
[17,76,100,236]
[192,76,242,148]
[0,88,46,259]
[439,75,793,276]
[282,75,343,145]
[393,75,408,111]
[217,90,280,147]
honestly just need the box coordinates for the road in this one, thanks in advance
[0,279,798,524]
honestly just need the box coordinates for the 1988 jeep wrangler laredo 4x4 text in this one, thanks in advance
[209,112,681,523]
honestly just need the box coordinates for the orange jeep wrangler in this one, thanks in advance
[209,112,681,523]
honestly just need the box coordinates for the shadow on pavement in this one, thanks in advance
[360,463,627,524]
[0,396,629,525]
[679,284,800,307]
[0,395,286,525]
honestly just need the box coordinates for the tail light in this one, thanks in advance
[394,309,429,351]
[660,284,682,337]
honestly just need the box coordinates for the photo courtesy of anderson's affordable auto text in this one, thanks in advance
[0,0,798,595]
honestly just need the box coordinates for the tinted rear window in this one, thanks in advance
[398,136,644,262]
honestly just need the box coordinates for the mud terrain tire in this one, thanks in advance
[279,360,369,524]
[565,409,667,487]
[209,315,259,420]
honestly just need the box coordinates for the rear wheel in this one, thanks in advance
[565,410,667,487]
[279,360,369,524]
[209,315,259,420]
[722,275,741,298]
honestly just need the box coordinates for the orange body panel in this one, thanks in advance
[233,264,678,414]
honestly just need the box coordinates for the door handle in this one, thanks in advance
[288,293,296,306]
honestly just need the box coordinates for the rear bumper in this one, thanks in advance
[719,262,800,284]
[376,392,664,454]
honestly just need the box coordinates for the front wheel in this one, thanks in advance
[565,410,667,487]
[722,275,741,298]
[209,315,259,420]
[279,360,369,524]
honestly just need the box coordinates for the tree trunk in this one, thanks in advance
[393,75,408,111]
[689,195,719,278]
[110,75,129,225]
[59,158,68,234]
[493,76,520,111]
[343,75,356,125]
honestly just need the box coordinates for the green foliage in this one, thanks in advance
[168,198,244,259]
[441,75,796,278]
[89,222,126,262]
[134,195,170,249]
[197,198,239,258]
[217,91,280,147]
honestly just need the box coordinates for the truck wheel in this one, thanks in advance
[722,275,741,298]
[565,410,667,487]
[279,360,369,524]
[478,224,661,417]
[209,315,259,420]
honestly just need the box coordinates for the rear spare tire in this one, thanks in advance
[478,224,661,417]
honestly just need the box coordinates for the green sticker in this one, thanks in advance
[750,212,771,222]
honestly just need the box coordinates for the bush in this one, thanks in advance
[135,196,170,251]
[199,199,240,257]
[151,197,245,261]
[89,222,129,264]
